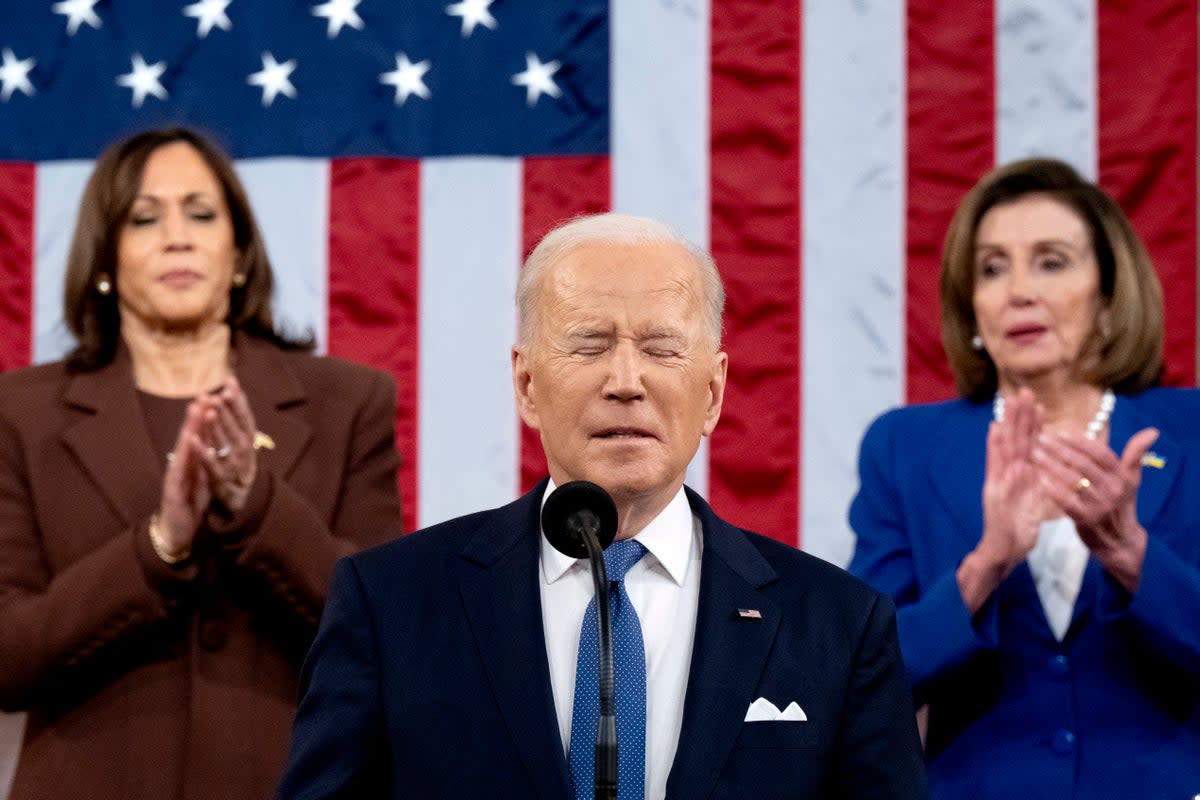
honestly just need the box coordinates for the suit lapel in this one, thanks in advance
[60,348,162,525]
[925,400,990,544]
[456,482,571,799]
[231,334,312,480]
[666,490,780,800]
[1108,394,1182,531]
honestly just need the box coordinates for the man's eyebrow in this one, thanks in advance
[639,327,686,340]
[565,327,612,339]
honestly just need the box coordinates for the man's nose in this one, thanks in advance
[604,341,645,401]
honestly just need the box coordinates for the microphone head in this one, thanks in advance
[541,480,619,558]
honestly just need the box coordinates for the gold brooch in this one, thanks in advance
[1141,451,1165,469]
[253,431,276,451]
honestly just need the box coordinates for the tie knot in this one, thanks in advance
[603,539,646,583]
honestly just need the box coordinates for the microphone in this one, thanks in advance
[541,481,619,800]
[542,480,618,558]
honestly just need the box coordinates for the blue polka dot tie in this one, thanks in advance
[568,539,647,800]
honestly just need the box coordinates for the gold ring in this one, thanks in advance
[1074,477,1091,493]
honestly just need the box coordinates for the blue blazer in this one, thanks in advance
[849,388,1200,800]
[278,482,927,799]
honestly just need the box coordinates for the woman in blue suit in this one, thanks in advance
[849,158,1200,799]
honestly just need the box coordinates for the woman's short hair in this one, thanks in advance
[940,157,1164,401]
[63,126,312,371]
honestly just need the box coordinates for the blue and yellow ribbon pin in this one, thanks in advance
[1141,451,1165,469]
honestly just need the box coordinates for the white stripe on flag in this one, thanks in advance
[611,0,712,499]
[236,159,330,351]
[34,162,92,364]
[996,0,1098,177]
[802,0,906,566]
[418,158,521,528]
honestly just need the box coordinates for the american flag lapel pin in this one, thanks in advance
[736,608,763,620]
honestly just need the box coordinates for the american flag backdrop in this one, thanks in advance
[0,0,1197,790]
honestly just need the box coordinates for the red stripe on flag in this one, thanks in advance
[905,1,995,403]
[0,164,34,372]
[1098,1,1197,386]
[518,156,611,495]
[327,158,421,533]
[709,0,802,545]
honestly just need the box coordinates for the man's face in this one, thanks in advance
[513,240,727,511]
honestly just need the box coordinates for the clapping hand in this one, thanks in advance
[195,376,259,514]
[156,402,213,559]
[977,388,1047,579]
[154,377,259,560]
[1033,427,1158,592]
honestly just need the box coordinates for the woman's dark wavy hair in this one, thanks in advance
[63,126,313,371]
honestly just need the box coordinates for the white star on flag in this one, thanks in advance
[379,53,431,105]
[51,0,102,36]
[511,52,561,107]
[115,54,168,108]
[445,0,497,37]
[0,48,36,102]
[247,52,297,107]
[312,0,364,38]
[183,0,233,38]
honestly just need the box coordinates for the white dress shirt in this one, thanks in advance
[539,482,702,800]
[1027,516,1089,640]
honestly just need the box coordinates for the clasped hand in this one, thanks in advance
[979,388,1157,594]
[155,377,260,554]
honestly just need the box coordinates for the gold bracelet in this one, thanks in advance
[148,514,191,565]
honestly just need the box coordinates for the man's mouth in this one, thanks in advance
[594,427,654,439]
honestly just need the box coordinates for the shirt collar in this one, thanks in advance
[539,480,695,586]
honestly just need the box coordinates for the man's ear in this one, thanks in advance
[512,346,541,431]
[701,350,728,437]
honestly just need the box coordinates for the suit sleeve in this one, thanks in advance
[831,592,928,799]
[0,406,198,710]
[209,368,402,630]
[847,411,1000,696]
[275,558,390,800]
[1095,532,1200,674]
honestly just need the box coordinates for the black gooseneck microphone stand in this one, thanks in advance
[541,481,620,800]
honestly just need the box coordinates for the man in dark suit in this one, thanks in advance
[277,213,927,799]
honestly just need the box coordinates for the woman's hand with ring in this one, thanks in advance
[197,376,259,513]
[1033,427,1159,592]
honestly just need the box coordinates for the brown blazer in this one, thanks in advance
[0,335,402,800]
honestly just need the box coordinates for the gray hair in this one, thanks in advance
[516,213,725,349]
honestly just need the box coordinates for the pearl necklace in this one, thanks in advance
[992,388,1115,441]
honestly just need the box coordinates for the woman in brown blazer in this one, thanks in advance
[0,127,402,799]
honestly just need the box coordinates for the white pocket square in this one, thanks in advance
[744,697,808,722]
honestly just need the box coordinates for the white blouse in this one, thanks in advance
[1027,516,1090,640]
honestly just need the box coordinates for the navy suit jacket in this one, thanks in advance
[849,388,1200,800]
[278,482,927,799]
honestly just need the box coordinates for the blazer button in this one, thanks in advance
[199,619,229,651]
[1047,654,1070,679]
[1050,729,1075,756]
